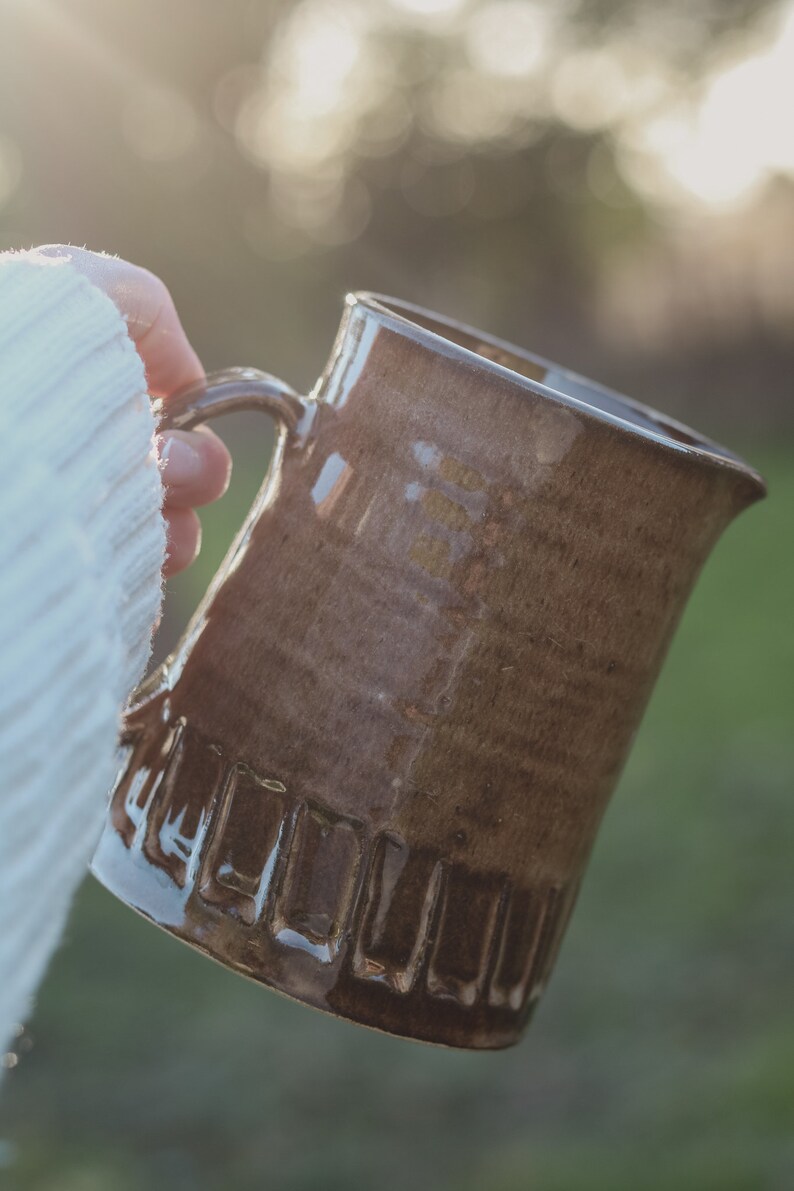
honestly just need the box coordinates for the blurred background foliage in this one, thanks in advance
[0,1,792,1188]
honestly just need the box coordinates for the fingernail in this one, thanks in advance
[159,433,202,484]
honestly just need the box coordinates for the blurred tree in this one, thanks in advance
[0,0,792,426]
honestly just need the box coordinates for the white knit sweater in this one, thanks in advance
[0,252,165,1056]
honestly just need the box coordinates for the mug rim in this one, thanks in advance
[349,291,766,498]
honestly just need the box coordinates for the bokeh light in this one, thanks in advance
[464,2,553,78]
[210,0,794,243]
[661,6,794,206]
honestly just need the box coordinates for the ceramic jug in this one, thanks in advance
[91,293,765,1049]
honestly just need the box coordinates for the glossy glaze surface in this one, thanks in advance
[91,293,766,1049]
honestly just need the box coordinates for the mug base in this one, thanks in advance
[91,820,542,1052]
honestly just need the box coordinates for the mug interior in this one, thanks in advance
[356,293,748,471]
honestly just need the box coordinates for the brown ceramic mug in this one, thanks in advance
[91,293,765,1049]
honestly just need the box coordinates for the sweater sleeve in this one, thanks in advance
[0,251,165,1054]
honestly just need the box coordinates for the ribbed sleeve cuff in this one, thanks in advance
[0,250,166,1048]
[0,250,165,700]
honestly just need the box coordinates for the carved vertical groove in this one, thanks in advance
[142,721,225,887]
[272,801,364,964]
[427,869,507,1007]
[199,763,290,925]
[352,832,443,993]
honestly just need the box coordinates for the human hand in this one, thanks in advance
[36,246,231,576]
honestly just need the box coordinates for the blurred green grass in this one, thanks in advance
[1,445,791,1191]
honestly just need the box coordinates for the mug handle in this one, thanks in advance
[151,365,307,434]
[125,367,309,717]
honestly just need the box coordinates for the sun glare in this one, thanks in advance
[636,2,794,208]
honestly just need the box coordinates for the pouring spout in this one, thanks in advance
[726,460,767,516]
[703,450,767,529]
[626,400,767,526]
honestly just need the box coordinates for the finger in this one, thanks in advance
[163,506,202,577]
[35,245,204,397]
[158,426,232,509]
